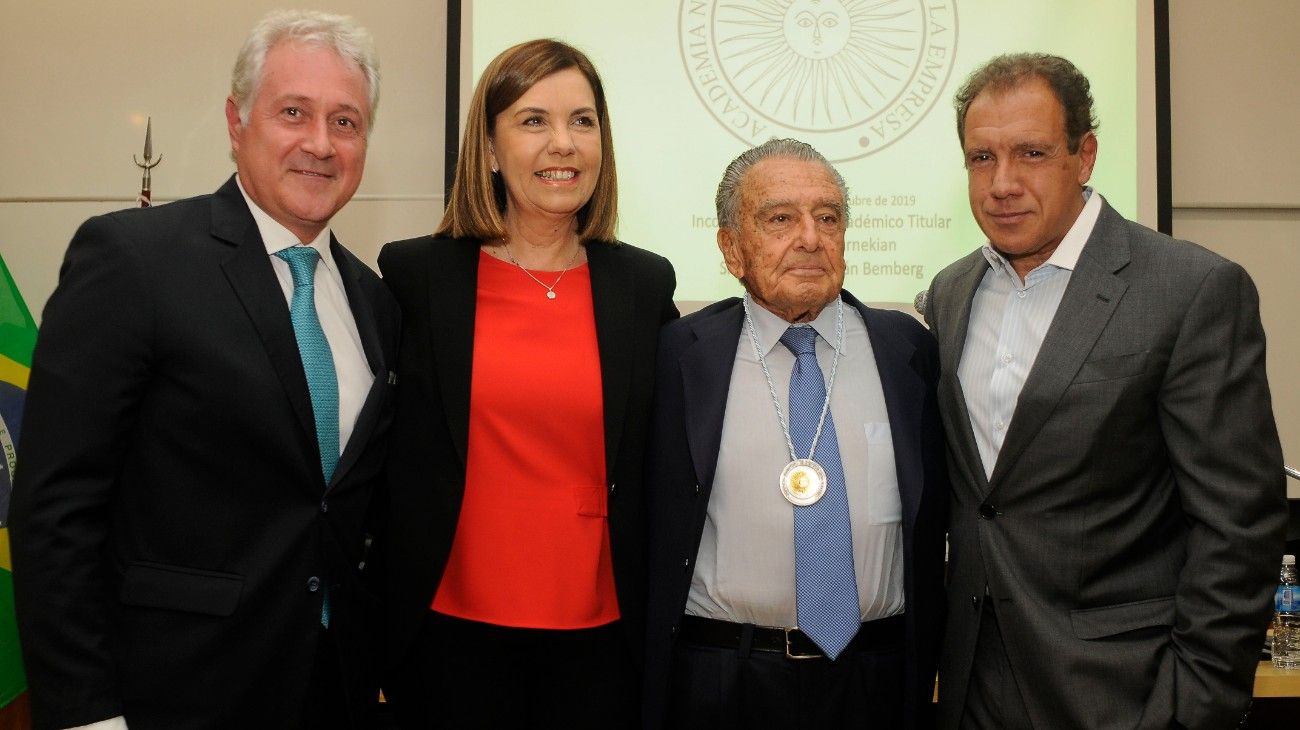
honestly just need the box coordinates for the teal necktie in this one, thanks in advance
[276,247,337,628]
[275,247,340,486]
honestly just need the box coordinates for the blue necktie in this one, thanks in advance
[276,247,340,486]
[780,325,860,659]
[277,247,338,628]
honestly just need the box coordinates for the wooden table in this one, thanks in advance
[1255,661,1300,697]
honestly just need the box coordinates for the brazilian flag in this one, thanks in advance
[0,253,32,706]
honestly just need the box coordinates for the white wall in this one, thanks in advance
[1169,0,1300,495]
[0,0,447,317]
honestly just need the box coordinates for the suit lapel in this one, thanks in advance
[329,237,387,489]
[937,253,993,496]
[587,244,635,484]
[214,178,318,459]
[988,203,1131,487]
[333,237,386,376]
[847,292,926,531]
[426,239,481,467]
[680,300,744,492]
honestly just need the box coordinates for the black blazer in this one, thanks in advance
[374,236,677,676]
[10,176,400,730]
[643,292,948,729]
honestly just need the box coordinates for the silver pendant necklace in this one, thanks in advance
[742,296,844,506]
[504,244,581,300]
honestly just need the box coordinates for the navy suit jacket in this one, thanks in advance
[643,291,948,729]
[11,176,400,729]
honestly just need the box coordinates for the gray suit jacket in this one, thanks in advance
[924,201,1287,730]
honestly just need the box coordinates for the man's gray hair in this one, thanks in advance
[715,138,849,229]
[231,10,380,126]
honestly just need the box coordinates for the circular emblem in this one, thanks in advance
[780,458,828,506]
[679,0,958,161]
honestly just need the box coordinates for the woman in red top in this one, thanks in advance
[377,39,677,727]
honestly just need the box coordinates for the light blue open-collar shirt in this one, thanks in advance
[957,189,1103,480]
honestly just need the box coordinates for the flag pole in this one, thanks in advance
[133,118,162,207]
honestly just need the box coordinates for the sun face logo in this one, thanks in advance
[680,0,958,161]
[785,1,851,59]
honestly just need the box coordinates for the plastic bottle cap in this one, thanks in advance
[1285,555,1296,565]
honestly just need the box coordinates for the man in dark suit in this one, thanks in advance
[644,138,948,728]
[924,53,1287,729]
[9,10,398,730]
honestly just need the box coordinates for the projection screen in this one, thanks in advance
[457,1,1160,307]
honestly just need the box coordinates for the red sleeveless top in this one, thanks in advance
[431,250,618,628]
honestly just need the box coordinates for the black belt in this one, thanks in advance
[678,613,905,660]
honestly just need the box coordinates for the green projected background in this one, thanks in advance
[468,1,1142,305]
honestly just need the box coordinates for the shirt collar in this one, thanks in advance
[235,174,335,267]
[744,292,845,356]
[980,187,1103,278]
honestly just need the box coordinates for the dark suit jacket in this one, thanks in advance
[643,291,948,729]
[374,236,678,680]
[925,201,1287,730]
[9,176,400,730]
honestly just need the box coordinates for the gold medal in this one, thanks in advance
[780,459,827,506]
[742,297,846,510]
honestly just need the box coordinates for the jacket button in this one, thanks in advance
[978,503,997,520]
[307,576,321,592]
[694,484,702,496]
[609,483,616,494]
[683,558,691,569]
[319,500,329,514]
[971,595,980,610]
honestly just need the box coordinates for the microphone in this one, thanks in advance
[913,289,928,316]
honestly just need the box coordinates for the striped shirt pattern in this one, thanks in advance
[957,190,1102,479]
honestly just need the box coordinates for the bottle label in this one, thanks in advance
[1278,586,1299,612]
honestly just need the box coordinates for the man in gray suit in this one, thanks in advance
[924,53,1287,729]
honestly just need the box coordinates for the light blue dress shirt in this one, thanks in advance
[958,190,1103,479]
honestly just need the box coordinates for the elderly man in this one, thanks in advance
[924,53,1287,729]
[644,138,948,728]
[10,10,398,729]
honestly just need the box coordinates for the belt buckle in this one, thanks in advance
[783,626,822,660]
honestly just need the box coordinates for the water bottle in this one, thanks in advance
[1273,554,1299,670]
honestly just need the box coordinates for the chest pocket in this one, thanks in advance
[1073,350,1149,384]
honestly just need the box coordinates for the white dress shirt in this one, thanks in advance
[237,176,374,457]
[685,293,905,627]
